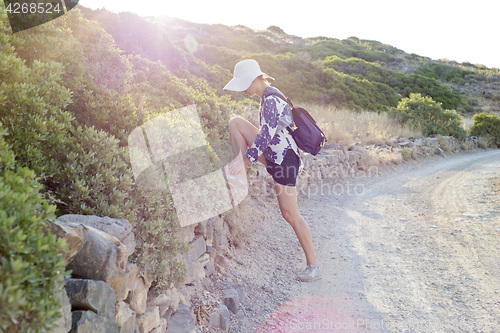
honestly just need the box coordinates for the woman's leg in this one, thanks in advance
[274,182,317,266]
[228,116,267,174]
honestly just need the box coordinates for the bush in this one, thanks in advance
[0,10,185,288]
[471,113,500,146]
[414,62,476,84]
[392,93,466,140]
[0,124,68,333]
[323,56,465,110]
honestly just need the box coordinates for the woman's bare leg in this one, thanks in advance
[274,182,317,266]
[228,116,266,175]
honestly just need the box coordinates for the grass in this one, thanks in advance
[303,103,423,146]
[233,102,424,147]
[462,116,475,134]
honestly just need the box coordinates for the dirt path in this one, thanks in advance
[224,149,500,333]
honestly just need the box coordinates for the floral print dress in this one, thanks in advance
[245,87,301,166]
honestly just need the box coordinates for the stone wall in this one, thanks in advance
[48,135,482,333]
[248,136,482,199]
[48,215,189,333]
[48,211,234,333]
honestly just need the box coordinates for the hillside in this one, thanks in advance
[80,7,500,115]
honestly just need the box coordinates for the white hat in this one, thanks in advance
[223,59,274,91]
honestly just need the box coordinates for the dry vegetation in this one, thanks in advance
[304,103,423,146]
[234,102,424,147]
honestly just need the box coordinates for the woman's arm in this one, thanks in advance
[245,96,281,163]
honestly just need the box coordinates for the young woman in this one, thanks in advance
[223,59,320,282]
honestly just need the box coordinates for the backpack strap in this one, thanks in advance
[265,91,328,142]
[263,91,294,109]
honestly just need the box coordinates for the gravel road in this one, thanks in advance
[222,149,500,333]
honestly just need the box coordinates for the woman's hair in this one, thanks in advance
[258,74,272,86]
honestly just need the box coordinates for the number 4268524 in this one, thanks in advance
[6,2,62,14]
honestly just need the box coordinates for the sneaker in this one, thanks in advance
[297,264,321,282]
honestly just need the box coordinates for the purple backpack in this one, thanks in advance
[265,92,327,155]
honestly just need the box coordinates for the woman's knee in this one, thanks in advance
[280,208,297,224]
[228,116,244,134]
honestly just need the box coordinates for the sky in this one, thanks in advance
[80,0,500,69]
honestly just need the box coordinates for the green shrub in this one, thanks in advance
[392,93,466,140]
[0,11,185,288]
[414,62,476,84]
[0,123,68,333]
[289,38,395,63]
[471,113,500,146]
[323,56,465,110]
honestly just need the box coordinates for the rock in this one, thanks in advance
[194,220,207,238]
[166,304,195,333]
[209,304,230,332]
[65,278,116,320]
[163,309,174,322]
[107,263,140,302]
[424,137,439,148]
[149,318,167,333]
[348,144,364,152]
[183,259,206,285]
[198,253,210,267]
[223,288,239,314]
[65,225,127,281]
[327,153,341,166]
[204,260,216,277]
[49,284,72,333]
[213,228,229,252]
[323,142,340,150]
[165,287,182,312]
[214,252,229,272]
[121,233,136,257]
[147,294,172,317]
[115,301,137,333]
[148,293,172,307]
[47,220,84,261]
[126,276,151,315]
[136,306,160,333]
[347,151,361,164]
[227,284,247,305]
[303,153,314,169]
[204,219,215,247]
[180,237,207,284]
[399,141,413,147]
[57,215,135,256]
[179,224,195,243]
[70,310,120,333]
[188,235,207,261]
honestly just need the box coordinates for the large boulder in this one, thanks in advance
[136,306,160,333]
[66,279,120,333]
[69,225,127,281]
[65,278,116,320]
[107,263,140,302]
[166,304,195,333]
[70,310,120,333]
[57,215,135,256]
[49,218,128,281]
